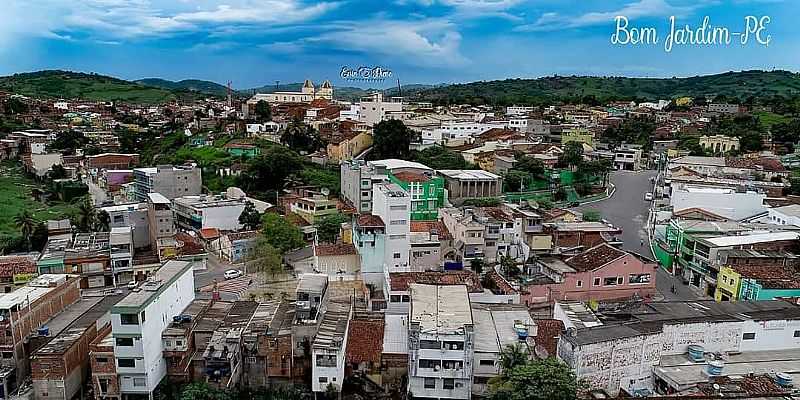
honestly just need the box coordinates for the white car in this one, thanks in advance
[127,281,137,290]
[644,192,654,201]
[224,269,243,280]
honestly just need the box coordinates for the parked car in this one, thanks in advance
[127,281,137,290]
[644,192,653,201]
[224,269,243,280]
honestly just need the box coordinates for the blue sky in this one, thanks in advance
[0,0,796,88]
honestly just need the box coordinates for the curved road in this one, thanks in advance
[573,170,701,300]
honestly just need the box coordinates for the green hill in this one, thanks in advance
[242,82,437,101]
[414,70,800,106]
[135,78,229,97]
[0,70,178,104]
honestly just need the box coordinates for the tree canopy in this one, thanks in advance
[489,357,581,400]
[261,213,305,253]
[412,145,471,169]
[315,213,348,244]
[238,201,262,231]
[371,119,414,160]
[254,100,272,122]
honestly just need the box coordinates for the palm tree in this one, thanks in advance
[75,196,96,232]
[14,210,38,251]
[499,343,529,373]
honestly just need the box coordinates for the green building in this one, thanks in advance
[224,143,261,158]
[388,171,445,221]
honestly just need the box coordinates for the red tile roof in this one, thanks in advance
[315,243,358,256]
[346,320,385,364]
[226,231,260,242]
[726,156,786,172]
[409,221,452,240]
[390,271,483,293]
[199,228,221,240]
[484,269,516,295]
[392,171,430,183]
[564,243,626,272]
[533,319,564,358]
[175,232,207,256]
[0,256,36,278]
[357,214,385,228]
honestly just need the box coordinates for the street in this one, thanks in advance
[574,169,702,301]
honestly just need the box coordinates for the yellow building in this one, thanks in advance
[675,97,693,107]
[561,128,594,147]
[700,135,740,154]
[715,266,741,301]
[327,131,373,162]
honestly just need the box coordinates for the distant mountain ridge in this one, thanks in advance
[135,78,230,96]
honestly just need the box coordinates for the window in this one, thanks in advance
[603,277,619,286]
[443,378,455,390]
[629,273,651,284]
[794,330,800,338]
[423,377,436,389]
[116,337,134,346]
[442,360,463,370]
[318,377,328,383]
[593,277,601,286]
[479,359,495,366]
[420,340,440,349]
[120,313,139,325]
[401,295,410,302]
[1,352,12,359]
[393,253,401,259]
[576,280,583,288]
[95,357,108,363]
[390,205,407,210]
[133,378,146,387]
[390,295,401,302]
[419,359,441,369]
[617,276,624,285]
[390,219,407,225]
[742,332,756,340]
[176,340,183,346]
[316,355,337,367]
[443,341,464,350]
[117,358,135,368]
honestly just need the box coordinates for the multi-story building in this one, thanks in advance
[340,158,432,214]
[146,193,175,259]
[173,194,249,232]
[407,284,474,399]
[372,183,411,273]
[311,300,352,394]
[133,165,201,201]
[437,170,502,205]
[289,193,339,225]
[102,203,150,249]
[388,170,445,221]
[89,326,118,400]
[556,300,800,397]
[613,146,643,171]
[440,207,487,267]
[505,106,535,116]
[707,103,741,114]
[64,232,112,288]
[243,79,333,116]
[353,214,387,287]
[0,274,80,391]
[110,260,195,398]
[110,227,134,286]
[358,93,403,126]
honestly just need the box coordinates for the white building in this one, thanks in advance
[173,194,248,232]
[472,304,536,396]
[358,92,404,126]
[111,260,195,397]
[505,106,535,116]
[311,300,353,393]
[372,183,411,273]
[556,300,800,397]
[766,204,800,227]
[408,284,474,399]
[435,121,507,143]
[670,183,766,220]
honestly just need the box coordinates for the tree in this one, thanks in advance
[48,164,68,180]
[96,210,110,232]
[500,255,519,278]
[371,119,414,160]
[281,117,322,154]
[470,258,485,275]
[514,155,545,177]
[14,210,38,251]
[489,358,581,400]
[240,147,304,193]
[504,170,531,192]
[177,382,231,400]
[315,213,348,244]
[558,142,584,170]
[261,213,305,253]
[412,146,471,169]
[254,100,272,122]
[238,201,262,230]
[74,196,97,232]
[499,343,530,372]
[246,237,284,282]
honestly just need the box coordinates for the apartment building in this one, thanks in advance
[111,260,195,398]
[133,165,201,201]
[0,274,80,391]
[340,158,432,214]
[353,214,387,287]
[173,195,249,232]
[102,203,150,250]
[147,193,175,260]
[556,300,800,397]
[372,183,411,273]
[407,284,474,399]
[311,300,353,394]
[358,93,403,126]
[389,170,445,221]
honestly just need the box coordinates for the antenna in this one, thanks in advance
[397,78,402,98]
[226,80,232,108]
[275,80,280,92]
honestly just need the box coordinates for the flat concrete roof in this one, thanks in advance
[113,261,192,312]
[410,284,472,335]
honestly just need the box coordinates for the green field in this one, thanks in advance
[0,163,78,242]
[754,111,792,128]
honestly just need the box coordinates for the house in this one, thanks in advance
[766,204,800,227]
[0,255,38,291]
[715,264,800,301]
[670,183,766,221]
[389,170,445,221]
[346,318,385,381]
[409,220,453,270]
[312,300,352,394]
[313,243,359,280]
[326,130,372,162]
[543,222,623,252]
[520,243,658,305]
[218,231,259,263]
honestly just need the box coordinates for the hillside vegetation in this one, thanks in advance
[0,70,178,104]
[135,78,229,97]
[414,70,800,106]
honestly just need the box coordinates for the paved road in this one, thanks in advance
[575,170,656,257]
[573,170,703,301]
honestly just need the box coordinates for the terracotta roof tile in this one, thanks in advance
[390,271,483,293]
[346,319,385,364]
[533,319,564,358]
[226,231,260,242]
[392,171,430,183]
[357,214,385,228]
[409,221,452,240]
[0,256,37,278]
[564,243,626,272]
[199,228,221,240]
[315,243,358,256]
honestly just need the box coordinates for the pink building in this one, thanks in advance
[522,243,657,305]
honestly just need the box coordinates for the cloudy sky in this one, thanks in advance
[0,0,796,88]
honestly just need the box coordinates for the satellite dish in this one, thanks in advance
[0,315,5,322]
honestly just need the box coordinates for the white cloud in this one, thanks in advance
[0,0,338,42]
[515,0,696,32]
[397,0,526,20]
[277,18,469,67]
